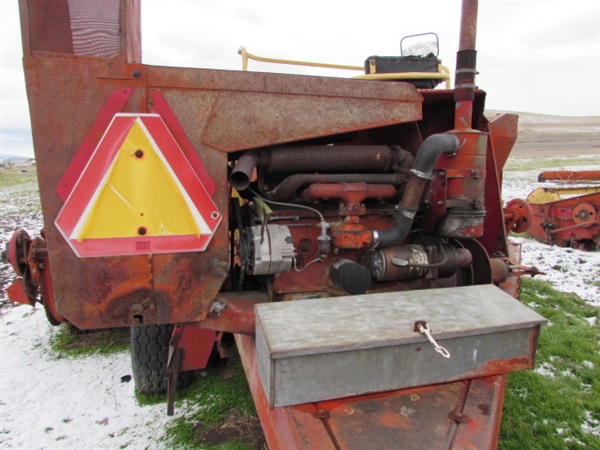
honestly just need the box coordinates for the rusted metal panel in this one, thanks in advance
[16,1,217,329]
[256,284,545,408]
[21,0,74,55]
[320,375,506,450]
[487,113,518,175]
[235,334,336,450]
[450,375,506,449]
[170,326,215,372]
[239,330,509,450]
[477,113,518,256]
[21,44,428,330]
[146,66,423,152]
[21,57,228,329]
[319,382,466,450]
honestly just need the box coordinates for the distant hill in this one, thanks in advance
[0,155,35,168]
[485,111,599,159]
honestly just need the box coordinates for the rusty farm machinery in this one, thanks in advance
[2,0,547,448]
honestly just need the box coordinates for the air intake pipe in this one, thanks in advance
[372,133,460,248]
[229,145,410,192]
[230,150,261,192]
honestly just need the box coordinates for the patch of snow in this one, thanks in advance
[508,237,600,307]
[513,387,529,399]
[584,317,598,326]
[583,361,596,370]
[563,436,586,446]
[534,362,556,378]
[0,306,177,449]
[582,411,600,437]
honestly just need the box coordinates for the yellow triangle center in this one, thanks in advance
[75,121,202,240]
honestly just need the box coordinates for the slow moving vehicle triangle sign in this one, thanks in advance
[55,113,221,257]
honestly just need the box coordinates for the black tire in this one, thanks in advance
[130,324,194,395]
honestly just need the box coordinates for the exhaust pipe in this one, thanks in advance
[454,0,479,130]
[372,133,460,248]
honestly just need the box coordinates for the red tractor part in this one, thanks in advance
[523,188,600,250]
[2,229,64,325]
[504,186,600,250]
[15,0,516,331]
[538,170,600,182]
[12,0,547,447]
[503,198,533,233]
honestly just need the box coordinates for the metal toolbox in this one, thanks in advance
[255,284,546,408]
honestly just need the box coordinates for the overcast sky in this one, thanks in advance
[1,0,599,157]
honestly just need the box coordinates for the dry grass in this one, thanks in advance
[194,409,267,449]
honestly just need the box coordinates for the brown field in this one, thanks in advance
[487,111,599,159]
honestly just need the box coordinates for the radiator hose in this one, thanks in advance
[372,133,460,248]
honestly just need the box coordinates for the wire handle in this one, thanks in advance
[415,321,451,359]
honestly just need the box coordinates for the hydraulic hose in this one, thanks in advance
[372,133,460,248]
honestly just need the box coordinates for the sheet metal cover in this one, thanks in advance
[255,284,546,359]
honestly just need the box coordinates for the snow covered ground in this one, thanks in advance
[0,175,184,449]
[1,155,599,449]
[0,306,175,449]
[502,156,600,307]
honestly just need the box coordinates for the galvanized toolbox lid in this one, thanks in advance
[256,284,546,359]
[255,284,547,408]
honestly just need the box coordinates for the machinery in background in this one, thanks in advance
[505,171,600,250]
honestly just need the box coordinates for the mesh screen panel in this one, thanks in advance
[68,0,120,57]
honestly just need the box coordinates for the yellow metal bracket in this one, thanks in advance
[238,46,451,88]
[238,46,363,72]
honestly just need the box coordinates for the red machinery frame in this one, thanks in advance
[8,1,542,448]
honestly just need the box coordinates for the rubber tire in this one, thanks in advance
[130,324,194,395]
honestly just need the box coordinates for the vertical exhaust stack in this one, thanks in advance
[454,0,479,130]
[371,0,487,246]
[434,0,488,239]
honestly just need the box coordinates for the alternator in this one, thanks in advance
[244,225,294,275]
